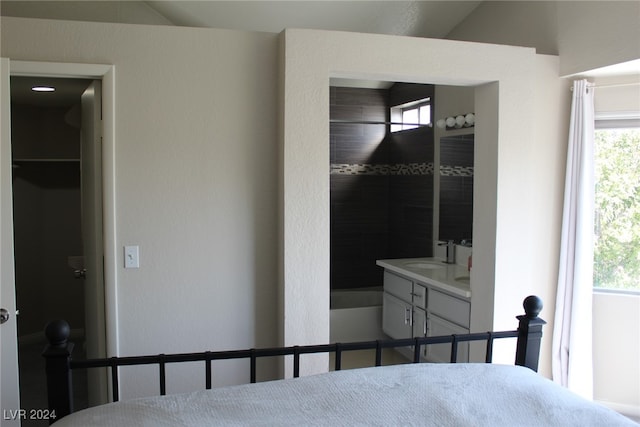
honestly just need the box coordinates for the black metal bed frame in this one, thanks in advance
[42,295,546,424]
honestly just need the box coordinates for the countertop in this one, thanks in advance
[376,257,471,298]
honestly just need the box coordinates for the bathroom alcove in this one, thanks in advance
[280,28,563,376]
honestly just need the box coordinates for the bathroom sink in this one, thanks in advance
[455,276,470,285]
[403,261,445,270]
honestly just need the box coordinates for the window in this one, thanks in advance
[391,98,431,132]
[593,122,640,292]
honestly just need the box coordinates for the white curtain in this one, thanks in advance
[552,79,595,400]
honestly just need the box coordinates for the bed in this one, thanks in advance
[42,296,635,426]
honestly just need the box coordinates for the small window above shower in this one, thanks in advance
[390,97,431,132]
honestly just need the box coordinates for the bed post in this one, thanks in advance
[42,320,75,423]
[515,295,547,372]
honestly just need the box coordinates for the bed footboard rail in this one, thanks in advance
[43,295,545,423]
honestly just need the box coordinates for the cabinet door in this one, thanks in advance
[429,289,470,328]
[412,307,427,338]
[382,292,412,339]
[383,271,413,302]
[426,314,470,363]
[412,307,428,360]
[411,283,427,309]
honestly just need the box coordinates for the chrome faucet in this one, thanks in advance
[438,240,456,264]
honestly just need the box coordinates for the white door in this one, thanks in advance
[0,58,21,426]
[80,81,108,407]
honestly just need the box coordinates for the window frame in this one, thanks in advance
[593,111,640,294]
[390,98,431,132]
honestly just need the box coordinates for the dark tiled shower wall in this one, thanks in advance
[330,87,390,290]
[330,86,434,291]
[388,128,434,258]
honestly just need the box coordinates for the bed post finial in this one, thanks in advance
[43,320,75,423]
[515,296,546,372]
[523,295,543,318]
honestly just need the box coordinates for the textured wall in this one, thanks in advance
[282,29,565,378]
[2,16,280,397]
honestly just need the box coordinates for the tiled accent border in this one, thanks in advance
[330,162,474,177]
[330,162,434,176]
[440,165,474,177]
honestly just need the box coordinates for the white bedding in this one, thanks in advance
[55,363,635,426]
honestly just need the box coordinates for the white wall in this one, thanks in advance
[446,1,559,55]
[592,74,640,114]
[448,2,640,411]
[448,1,640,76]
[2,17,280,398]
[280,29,567,378]
[591,78,640,416]
[593,292,640,416]
[2,15,569,397]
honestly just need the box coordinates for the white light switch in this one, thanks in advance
[124,246,139,269]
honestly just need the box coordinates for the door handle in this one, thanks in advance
[74,269,87,279]
[0,308,9,324]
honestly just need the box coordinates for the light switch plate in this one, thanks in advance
[124,245,139,268]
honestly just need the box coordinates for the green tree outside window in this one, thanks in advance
[594,128,640,291]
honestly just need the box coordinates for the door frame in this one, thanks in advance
[1,56,20,426]
[10,60,119,359]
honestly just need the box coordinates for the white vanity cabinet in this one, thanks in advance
[382,272,427,341]
[382,268,470,362]
[426,288,471,362]
[426,313,470,362]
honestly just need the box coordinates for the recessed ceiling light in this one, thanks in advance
[31,86,55,92]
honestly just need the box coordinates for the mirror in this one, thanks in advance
[438,134,474,243]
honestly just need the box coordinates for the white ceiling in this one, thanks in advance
[0,1,482,38]
[144,1,482,39]
[0,0,481,38]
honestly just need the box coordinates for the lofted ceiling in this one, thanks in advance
[1,1,482,38]
[3,1,482,105]
[143,1,482,39]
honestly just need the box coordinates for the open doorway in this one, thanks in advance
[10,76,99,421]
[328,81,435,347]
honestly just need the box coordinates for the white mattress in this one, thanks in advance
[55,363,635,426]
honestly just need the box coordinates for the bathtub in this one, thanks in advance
[330,287,386,343]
